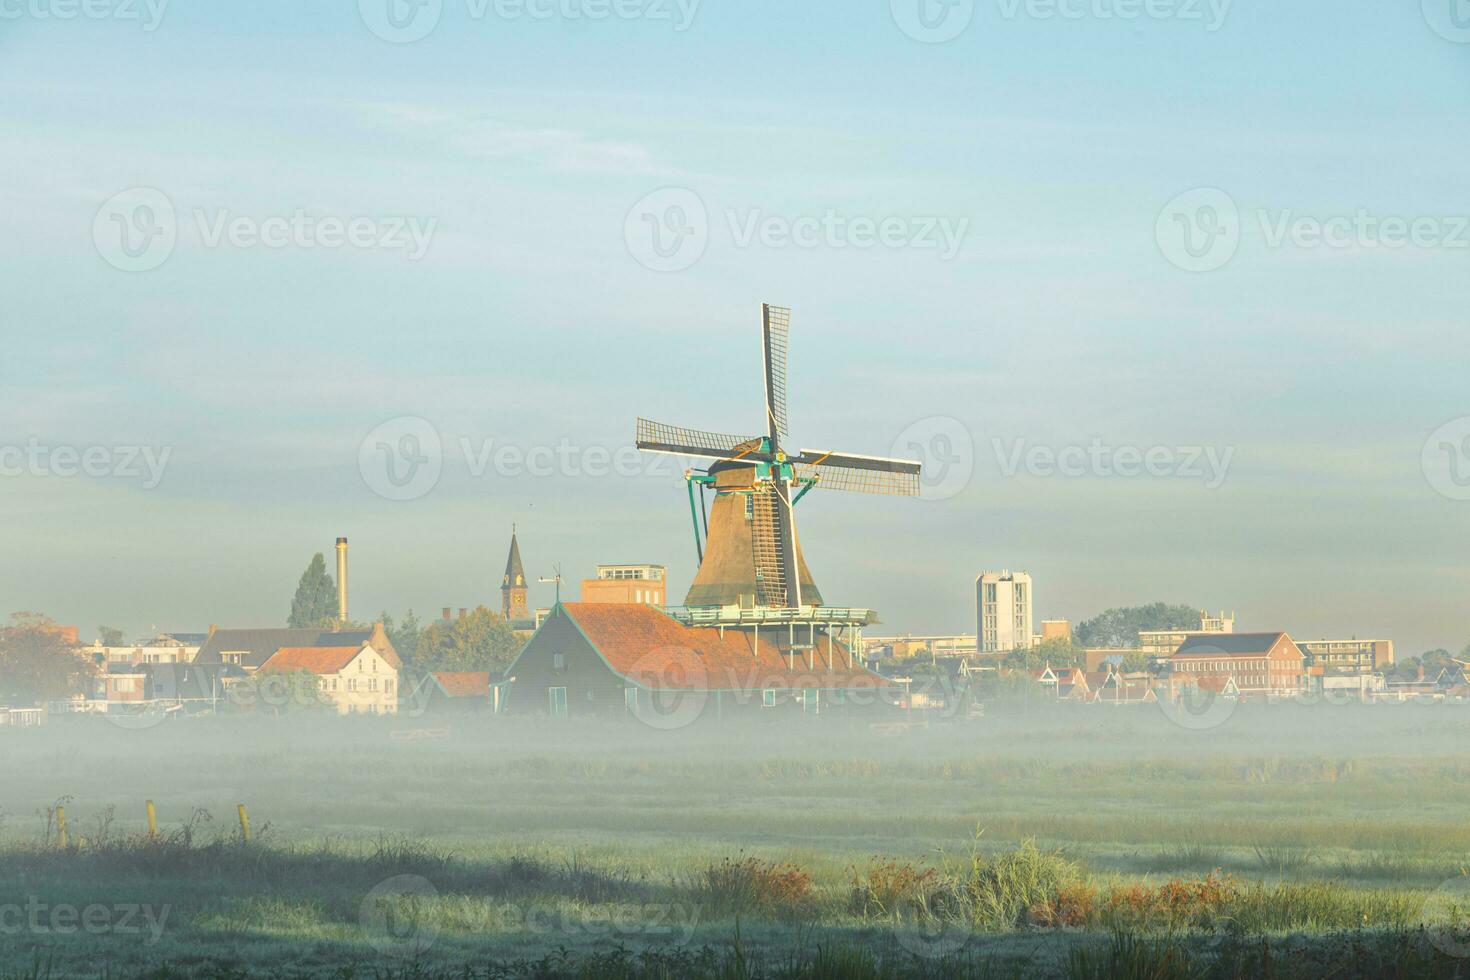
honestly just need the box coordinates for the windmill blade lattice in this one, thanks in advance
[793,451,922,496]
[636,419,764,460]
[762,305,791,439]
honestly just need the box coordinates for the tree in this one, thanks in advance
[1073,603,1200,649]
[1396,649,1453,681]
[98,626,126,647]
[380,610,425,664]
[288,553,338,629]
[413,606,522,672]
[1119,651,1153,673]
[1003,637,1084,670]
[233,669,327,715]
[977,669,1048,709]
[0,613,95,705]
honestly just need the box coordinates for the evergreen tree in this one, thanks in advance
[288,553,338,628]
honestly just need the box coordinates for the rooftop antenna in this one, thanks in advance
[538,565,564,604]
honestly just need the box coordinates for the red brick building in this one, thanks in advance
[1169,632,1304,699]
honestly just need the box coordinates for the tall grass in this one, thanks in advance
[1139,844,1225,874]
[695,856,815,918]
[1252,845,1316,876]
[1068,933,1200,980]
[958,839,1083,929]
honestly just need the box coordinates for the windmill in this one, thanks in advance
[637,304,922,611]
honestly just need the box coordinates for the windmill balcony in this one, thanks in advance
[664,605,880,628]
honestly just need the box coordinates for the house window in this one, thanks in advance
[549,687,568,718]
[745,495,754,520]
[625,688,638,712]
[762,689,776,708]
[553,653,566,671]
[802,689,819,715]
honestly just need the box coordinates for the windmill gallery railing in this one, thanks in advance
[662,605,879,667]
[665,605,878,628]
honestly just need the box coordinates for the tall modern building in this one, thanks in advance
[976,570,1034,653]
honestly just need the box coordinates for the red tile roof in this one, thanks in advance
[432,672,491,698]
[557,603,893,692]
[259,646,366,675]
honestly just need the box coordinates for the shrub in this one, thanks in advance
[697,856,814,918]
[962,839,1082,929]
[849,859,941,917]
[1098,874,1236,933]
[1030,881,1098,929]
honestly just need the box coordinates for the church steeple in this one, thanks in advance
[501,525,529,623]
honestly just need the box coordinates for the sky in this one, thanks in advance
[1,0,1469,653]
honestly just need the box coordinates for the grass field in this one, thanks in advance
[5,704,1470,977]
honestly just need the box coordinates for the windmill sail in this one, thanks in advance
[793,450,922,496]
[637,419,763,461]
[762,304,791,441]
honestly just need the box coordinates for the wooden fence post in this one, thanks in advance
[56,806,67,849]
[237,804,251,841]
[146,800,158,839]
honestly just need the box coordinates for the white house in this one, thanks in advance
[258,643,398,715]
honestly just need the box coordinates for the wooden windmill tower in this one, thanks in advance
[638,304,922,613]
